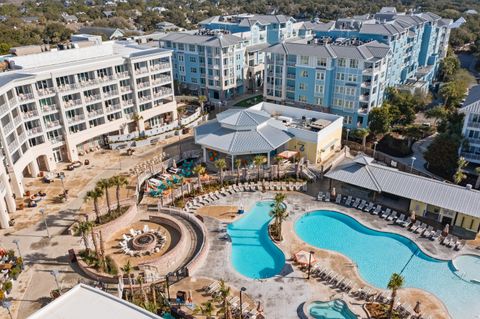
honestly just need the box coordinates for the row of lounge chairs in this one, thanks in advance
[201,281,258,319]
[324,193,466,251]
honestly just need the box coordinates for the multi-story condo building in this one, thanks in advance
[0,36,177,228]
[160,32,247,101]
[264,41,390,127]
[460,85,480,164]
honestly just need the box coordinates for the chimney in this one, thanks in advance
[466,184,473,190]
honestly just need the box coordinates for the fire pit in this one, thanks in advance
[132,233,157,251]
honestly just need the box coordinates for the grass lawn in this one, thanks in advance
[233,94,263,107]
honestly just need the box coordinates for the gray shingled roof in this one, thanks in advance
[326,155,480,218]
[160,32,241,48]
[216,109,271,127]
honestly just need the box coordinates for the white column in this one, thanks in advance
[231,155,234,171]
[1,173,15,212]
[9,171,24,198]
[202,147,207,162]
[267,152,271,167]
[29,160,40,177]
[0,197,10,229]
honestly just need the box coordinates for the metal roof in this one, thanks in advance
[28,284,162,319]
[461,85,480,114]
[216,108,271,127]
[160,32,242,48]
[325,155,480,218]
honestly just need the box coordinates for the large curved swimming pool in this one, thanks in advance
[295,210,480,319]
[227,201,285,279]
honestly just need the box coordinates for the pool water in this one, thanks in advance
[308,300,358,319]
[453,254,480,283]
[227,201,285,279]
[295,210,480,319]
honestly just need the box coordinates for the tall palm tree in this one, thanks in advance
[475,167,480,189]
[453,157,468,185]
[194,300,215,319]
[214,158,227,186]
[84,187,104,222]
[355,128,370,150]
[97,178,113,214]
[274,192,285,208]
[198,95,207,113]
[193,164,206,191]
[274,155,282,180]
[387,273,404,319]
[121,261,134,300]
[132,113,144,135]
[137,275,148,304]
[73,220,93,252]
[269,203,288,240]
[214,280,232,319]
[235,159,242,184]
[253,155,266,181]
[110,175,129,211]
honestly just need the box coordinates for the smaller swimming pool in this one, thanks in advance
[308,300,357,319]
[452,254,480,283]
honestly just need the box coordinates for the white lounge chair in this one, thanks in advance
[372,205,382,215]
[364,202,374,212]
[395,214,405,225]
[401,217,411,228]
[143,224,150,233]
[352,198,360,208]
[317,192,324,201]
[431,230,441,241]
[325,193,331,202]
[358,200,367,210]
[345,196,353,206]
[410,220,420,232]
[335,194,342,204]
[415,223,426,234]
[387,211,397,221]
[423,226,434,237]
[381,208,391,218]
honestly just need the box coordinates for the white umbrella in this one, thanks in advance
[443,224,450,236]
[410,210,416,221]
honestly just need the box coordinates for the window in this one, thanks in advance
[191,78,197,83]
[189,56,196,63]
[299,95,307,103]
[317,57,327,67]
[334,98,343,107]
[345,87,355,95]
[350,59,358,68]
[315,85,324,94]
[190,67,197,73]
[335,86,344,94]
[347,74,357,82]
[299,83,307,90]
[189,44,195,51]
[338,58,346,67]
[335,73,345,81]
[343,116,353,125]
[344,100,354,109]
[316,71,325,80]
[315,97,324,106]
[300,70,309,78]
[300,56,309,64]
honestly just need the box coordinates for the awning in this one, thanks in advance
[278,150,298,159]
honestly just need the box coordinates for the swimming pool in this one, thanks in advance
[227,201,285,279]
[307,300,358,319]
[295,210,480,319]
[452,254,480,283]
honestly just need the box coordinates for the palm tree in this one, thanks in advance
[121,261,134,300]
[269,202,288,240]
[110,175,129,211]
[235,159,242,184]
[198,95,207,113]
[137,275,148,304]
[475,167,480,189]
[354,128,370,150]
[97,178,113,214]
[132,113,144,135]
[84,187,104,222]
[453,157,468,185]
[214,280,232,319]
[253,155,266,181]
[274,192,285,208]
[73,220,93,252]
[194,300,215,319]
[193,165,206,192]
[214,158,227,185]
[387,273,404,319]
[404,125,424,148]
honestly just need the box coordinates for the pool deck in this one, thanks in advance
[189,190,468,319]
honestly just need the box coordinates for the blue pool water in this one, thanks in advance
[308,300,358,319]
[295,210,480,319]
[227,201,285,279]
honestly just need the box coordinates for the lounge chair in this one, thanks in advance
[442,235,452,246]
[395,214,405,225]
[409,220,420,232]
[423,226,434,237]
[345,196,353,206]
[448,236,458,248]
[325,193,331,202]
[455,239,465,250]
[387,211,397,221]
[317,192,324,201]
[381,208,391,218]
[352,198,360,208]
[335,194,342,204]
[430,230,441,241]
[364,202,374,212]
[415,223,426,234]
[401,217,411,228]
[358,200,367,210]
[372,205,382,215]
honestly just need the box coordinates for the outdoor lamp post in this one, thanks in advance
[410,156,416,173]
[373,141,378,158]
[39,208,50,238]
[2,300,12,319]
[240,287,247,319]
[307,251,315,280]
[51,270,62,295]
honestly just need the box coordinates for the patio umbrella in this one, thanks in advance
[331,187,336,198]
[410,210,416,221]
[413,301,421,315]
[443,224,450,236]
[257,301,264,313]
[294,250,316,265]
[187,290,193,304]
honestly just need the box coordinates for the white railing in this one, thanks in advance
[23,110,38,119]
[88,110,104,118]
[67,115,85,124]
[18,131,27,143]
[7,140,19,153]
[13,116,22,126]
[135,68,149,75]
[84,95,101,103]
[18,93,34,101]
[121,100,133,107]
[4,122,13,133]
[150,62,170,71]
[103,90,119,98]
[38,88,55,96]
[45,120,61,129]
[0,103,8,114]
[27,127,42,136]
[179,108,201,126]
[105,104,121,113]
[151,76,171,85]
[41,104,57,113]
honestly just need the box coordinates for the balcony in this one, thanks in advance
[103,90,119,98]
[23,110,39,119]
[153,88,173,98]
[467,121,480,129]
[135,68,149,75]
[4,122,13,133]
[27,127,43,137]
[363,68,373,75]
[49,136,64,145]
[41,104,57,113]
[138,96,151,103]
[286,85,295,91]
[150,63,170,72]
[359,94,370,102]
[18,131,27,143]
[98,75,117,83]
[121,99,133,107]
[88,109,104,118]
[120,86,132,93]
[8,97,17,107]
[105,104,121,113]
[137,82,150,89]
[0,103,8,114]
[7,140,19,153]
[467,137,480,145]
[286,74,295,79]
[67,115,85,124]
[64,99,83,108]
[461,152,480,162]
[116,71,129,78]
[13,116,22,127]
[84,95,101,103]
[151,76,171,85]
[18,93,35,102]
[37,88,55,96]
[57,83,79,92]
[45,120,61,129]
[361,81,372,88]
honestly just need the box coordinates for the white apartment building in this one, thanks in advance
[0,37,177,228]
[460,85,480,164]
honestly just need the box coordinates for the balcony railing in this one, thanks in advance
[18,131,27,143]
[135,68,149,75]
[4,122,13,133]
[461,152,480,162]
[23,110,39,119]
[18,93,34,101]
[103,90,119,98]
[7,140,19,153]
[120,86,132,93]
[153,88,173,98]
[116,71,129,78]
[0,103,8,114]
[467,121,480,129]
[45,120,61,129]
[8,97,17,106]
[64,99,83,108]
[88,109,104,118]
[466,137,480,145]
[152,76,171,85]
[121,99,133,107]
[37,88,55,96]
[42,104,57,113]
[105,104,121,113]
[137,82,150,89]
[67,115,85,124]
[138,96,152,103]
[57,83,79,92]
[49,136,64,145]
[150,63,170,71]
[27,127,43,136]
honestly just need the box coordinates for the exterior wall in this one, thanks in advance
[454,213,480,233]
[460,110,480,164]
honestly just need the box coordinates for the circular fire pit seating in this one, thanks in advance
[119,225,166,257]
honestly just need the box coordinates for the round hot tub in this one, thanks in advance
[132,233,157,251]
[452,254,480,284]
